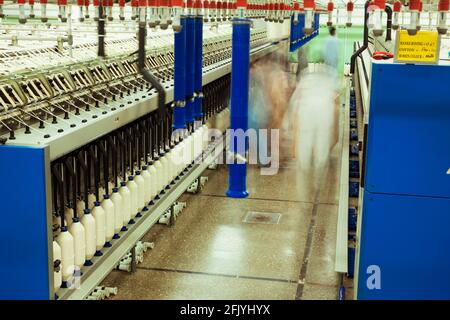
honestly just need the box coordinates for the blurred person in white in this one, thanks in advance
[323,26,343,105]
[292,67,340,191]
[248,48,296,169]
[323,26,340,76]
[290,28,342,189]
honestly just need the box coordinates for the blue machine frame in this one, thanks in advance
[356,61,450,299]
[0,145,53,299]
[289,13,319,52]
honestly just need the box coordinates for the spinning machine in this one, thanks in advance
[0,0,326,300]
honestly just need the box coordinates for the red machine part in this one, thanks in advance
[217,0,222,19]
[373,0,385,9]
[105,0,114,21]
[327,1,333,11]
[439,0,449,11]
[130,0,139,19]
[327,1,333,26]
[204,0,210,21]
[409,0,421,11]
[17,0,27,23]
[437,0,449,34]
[57,0,68,22]
[347,1,353,12]
[194,0,202,13]
[0,0,4,18]
[304,0,314,10]
[236,0,246,8]
[392,0,402,29]
[372,51,393,60]
[210,0,217,20]
[28,0,36,18]
[39,0,48,22]
[118,0,125,20]
[159,0,169,28]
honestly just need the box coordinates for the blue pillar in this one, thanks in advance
[173,16,187,131]
[185,15,195,127]
[226,19,251,199]
[193,15,203,122]
[290,15,295,52]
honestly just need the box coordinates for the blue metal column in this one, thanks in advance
[290,15,296,52]
[173,16,187,133]
[193,14,203,125]
[185,14,195,130]
[226,19,251,198]
[298,13,305,47]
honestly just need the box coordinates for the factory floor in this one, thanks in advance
[103,74,353,300]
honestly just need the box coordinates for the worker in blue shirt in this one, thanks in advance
[323,26,340,76]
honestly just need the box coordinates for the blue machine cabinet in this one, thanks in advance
[356,61,450,299]
[289,13,319,52]
[0,145,53,299]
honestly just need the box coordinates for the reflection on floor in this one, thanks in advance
[102,74,353,300]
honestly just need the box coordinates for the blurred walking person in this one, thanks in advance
[323,26,340,76]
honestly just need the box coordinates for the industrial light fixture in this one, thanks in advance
[0,0,4,18]
[172,0,184,31]
[408,0,421,35]
[293,0,300,25]
[437,0,449,34]
[327,1,334,26]
[18,0,27,23]
[303,0,315,34]
[392,0,402,30]
[372,0,385,36]
[346,0,354,27]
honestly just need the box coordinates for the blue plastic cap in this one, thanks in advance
[103,194,110,199]
[61,226,68,232]
[84,208,91,214]
[94,201,101,206]
[128,176,134,181]
[120,181,126,186]
[136,170,141,175]
[112,187,119,193]
[72,217,80,223]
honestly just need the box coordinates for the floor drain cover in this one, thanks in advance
[243,211,281,224]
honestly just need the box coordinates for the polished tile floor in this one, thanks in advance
[103,72,352,300]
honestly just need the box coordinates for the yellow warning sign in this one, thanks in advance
[395,30,440,64]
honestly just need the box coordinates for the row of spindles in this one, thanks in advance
[51,75,231,296]
[1,1,321,25]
